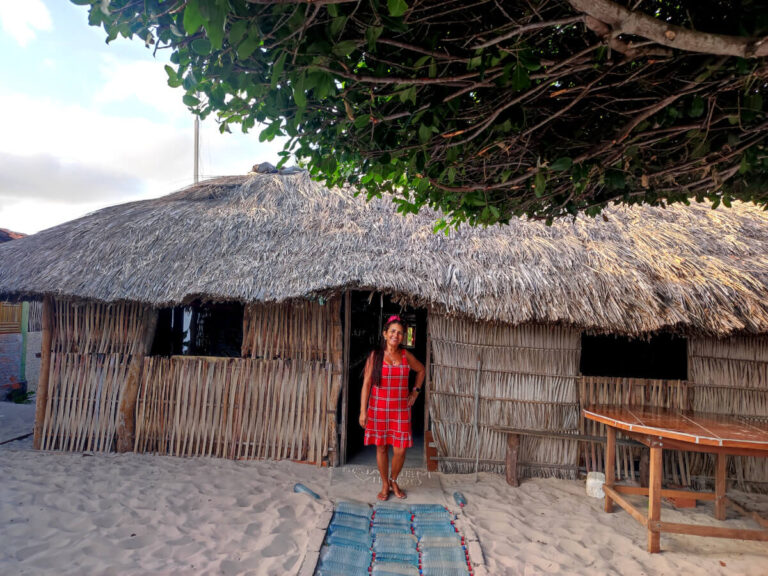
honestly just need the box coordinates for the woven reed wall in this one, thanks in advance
[0,302,22,334]
[135,357,333,462]
[39,299,151,452]
[134,297,343,464]
[688,336,768,493]
[28,301,42,332]
[428,314,581,479]
[579,376,692,485]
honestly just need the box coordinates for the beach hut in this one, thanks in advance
[0,171,767,492]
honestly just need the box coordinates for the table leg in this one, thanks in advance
[715,453,727,521]
[604,427,615,513]
[648,443,662,553]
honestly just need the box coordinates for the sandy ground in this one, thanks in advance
[1,402,767,576]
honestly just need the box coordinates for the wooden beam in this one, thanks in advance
[33,296,53,450]
[423,324,431,468]
[715,453,727,521]
[492,426,641,447]
[505,433,520,487]
[116,308,158,453]
[648,444,663,553]
[603,485,648,526]
[613,484,716,501]
[604,426,616,513]
[653,521,768,541]
[339,290,351,466]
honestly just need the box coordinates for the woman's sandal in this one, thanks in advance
[377,486,391,501]
[389,478,406,499]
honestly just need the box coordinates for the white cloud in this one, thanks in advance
[0,0,52,47]
[94,55,187,120]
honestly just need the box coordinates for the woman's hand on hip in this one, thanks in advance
[359,413,367,428]
[407,391,418,407]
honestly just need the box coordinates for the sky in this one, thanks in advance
[0,0,286,234]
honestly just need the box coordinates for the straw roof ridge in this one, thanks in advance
[1,171,767,337]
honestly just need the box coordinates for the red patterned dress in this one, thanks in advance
[364,349,413,448]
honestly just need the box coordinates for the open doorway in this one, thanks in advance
[345,292,427,468]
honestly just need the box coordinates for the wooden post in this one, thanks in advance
[33,296,53,450]
[604,426,616,513]
[505,434,520,487]
[339,290,351,466]
[648,442,663,553]
[715,453,727,521]
[116,308,158,453]
[423,325,431,468]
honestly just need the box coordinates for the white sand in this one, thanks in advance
[1,402,766,575]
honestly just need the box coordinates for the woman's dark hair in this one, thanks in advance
[370,315,406,387]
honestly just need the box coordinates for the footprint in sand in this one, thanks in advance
[260,534,296,557]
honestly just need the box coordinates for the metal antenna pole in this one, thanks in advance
[194,117,200,184]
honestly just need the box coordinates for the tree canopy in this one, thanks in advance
[73,0,768,226]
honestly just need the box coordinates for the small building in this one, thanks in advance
[0,172,766,491]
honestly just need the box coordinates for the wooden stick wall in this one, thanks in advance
[135,298,342,464]
[135,357,333,462]
[39,299,151,452]
[689,336,768,493]
[578,376,691,485]
[429,314,581,478]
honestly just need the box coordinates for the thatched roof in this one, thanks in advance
[0,228,25,243]
[1,172,767,336]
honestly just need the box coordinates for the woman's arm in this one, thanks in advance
[359,353,374,428]
[404,350,426,407]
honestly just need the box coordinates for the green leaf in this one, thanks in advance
[330,16,347,38]
[182,0,205,34]
[534,171,546,197]
[387,0,409,18]
[293,74,306,109]
[191,38,211,55]
[511,65,530,91]
[519,50,541,71]
[271,52,287,89]
[353,115,370,129]
[229,20,248,47]
[237,32,260,60]
[549,157,572,172]
[744,93,764,111]
[164,65,182,88]
[183,94,201,106]
[689,96,704,118]
[418,123,432,144]
[332,40,358,57]
[366,26,383,51]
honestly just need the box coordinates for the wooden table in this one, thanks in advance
[583,405,768,553]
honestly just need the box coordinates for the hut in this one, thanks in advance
[0,171,767,492]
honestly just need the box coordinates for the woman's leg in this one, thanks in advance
[390,446,407,498]
[376,444,390,500]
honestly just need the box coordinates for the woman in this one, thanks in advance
[359,315,426,501]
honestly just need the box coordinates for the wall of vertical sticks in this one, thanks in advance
[428,314,582,479]
[688,336,768,492]
[134,299,343,464]
[38,299,151,451]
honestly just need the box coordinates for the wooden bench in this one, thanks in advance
[492,426,641,487]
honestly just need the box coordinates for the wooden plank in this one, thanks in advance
[613,485,717,501]
[423,324,432,468]
[33,296,53,450]
[116,309,158,452]
[603,485,648,527]
[505,434,520,487]
[654,521,768,541]
[648,444,663,553]
[492,427,641,446]
[715,453,727,521]
[339,291,350,466]
[605,426,616,513]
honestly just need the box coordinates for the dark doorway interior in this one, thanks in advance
[345,292,428,467]
[151,302,244,357]
[580,333,687,380]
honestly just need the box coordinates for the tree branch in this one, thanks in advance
[568,0,768,58]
